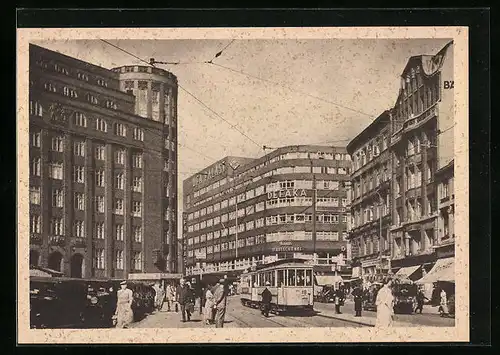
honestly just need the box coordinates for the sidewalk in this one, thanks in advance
[314,301,455,327]
[129,307,241,329]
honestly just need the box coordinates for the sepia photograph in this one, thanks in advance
[16,26,469,343]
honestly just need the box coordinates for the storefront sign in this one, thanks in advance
[267,189,307,199]
[271,246,304,252]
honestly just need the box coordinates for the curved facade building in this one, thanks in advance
[182,145,352,277]
[111,65,179,272]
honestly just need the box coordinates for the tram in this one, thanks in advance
[239,259,314,315]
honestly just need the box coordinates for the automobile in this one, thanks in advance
[362,282,383,311]
[392,278,417,314]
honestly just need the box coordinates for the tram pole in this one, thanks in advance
[312,173,317,263]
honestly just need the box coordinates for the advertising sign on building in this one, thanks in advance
[267,189,307,199]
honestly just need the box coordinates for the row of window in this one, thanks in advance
[29,101,146,141]
[192,166,350,200]
[30,186,143,213]
[30,215,143,242]
[93,249,142,271]
[188,180,346,220]
[192,151,351,188]
[187,196,348,231]
[187,212,348,243]
[39,79,118,109]
[186,231,348,257]
[34,58,109,88]
[351,163,391,200]
[352,136,389,171]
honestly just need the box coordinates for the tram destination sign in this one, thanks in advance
[267,188,307,199]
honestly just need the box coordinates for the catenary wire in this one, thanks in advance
[99,38,264,151]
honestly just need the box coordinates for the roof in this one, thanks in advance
[254,258,311,271]
[346,110,391,154]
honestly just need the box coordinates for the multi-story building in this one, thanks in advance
[347,110,393,281]
[388,40,454,280]
[28,44,178,278]
[111,64,179,273]
[182,146,352,279]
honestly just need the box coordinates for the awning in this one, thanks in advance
[128,273,183,280]
[30,267,63,277]
[315,275,343,286]
[394,265,421,280]
[416,257,454,284]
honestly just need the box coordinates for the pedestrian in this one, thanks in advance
[203,283,215,325]
[375,278,394,327]
[176,278,194,322]
[165,282,176,312]
[439,288,449,317]
[213,278,228,328]
[352,285,363,317]
[113,280,134,328]
[334,287,343,314]
[153,282,164,312]
[414,288,429,314]
[261,281,272,317]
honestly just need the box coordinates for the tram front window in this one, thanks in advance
[278,270,285,287]
[296,269,305,286]
[287,269,296,286]
[305,269,313,286]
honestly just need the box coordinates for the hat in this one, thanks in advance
[219,279,225,284]
[265,282,271,286]
[120,280,127,285]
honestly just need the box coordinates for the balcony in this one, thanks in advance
[30,233,43,245]
[49,235,66,246]
[72,237,86,248]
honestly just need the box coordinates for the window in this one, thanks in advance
[132,201,142,217]
[132,176,142,192]
[63,87,78,98]
[95,195,105,213]
[132,153,142,168]
[74,141,85,156]
[52,189,64,208]
[31,158,41,176]
[30,215,41,234]
[77,72,89,81]
[31,132,41,147]
[51,136,64,152]
[133,127,144,141]
[114,123,126,137]
[95,169,105,187]
[74,220,85,238]
[73,166,85,183]
[30,100,43,117]
[134,226,142,242]
[95,145,106,161]
[97,78,108,87]
[115,224,124,241]
[96,118,107,132]
[74,112,87,127]
[115,250,124,269]
[95,222,105,239]
[51,218,64,236]
[30,186,40,205]
[86,93,99,105]
[74,192,85,210]
[114,198,124,215]
[115,173,124,189]
[132,252,142,270]
[44,82,57,92]
[94,248,105,269]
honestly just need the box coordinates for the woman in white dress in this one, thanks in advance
[203,284,215,325]
[375,278,394,327]
[439,289,449,317]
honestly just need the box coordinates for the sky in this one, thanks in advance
[33,38,451,240]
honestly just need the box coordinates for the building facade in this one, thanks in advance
[347,110,393,280]
[111,65,179,273]
[28,44,178,279]
[182,146,352,278]
[388,41,454,279]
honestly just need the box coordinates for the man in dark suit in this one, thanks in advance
[176,278,194,322]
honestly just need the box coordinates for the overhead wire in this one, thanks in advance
[99,37,263,151]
